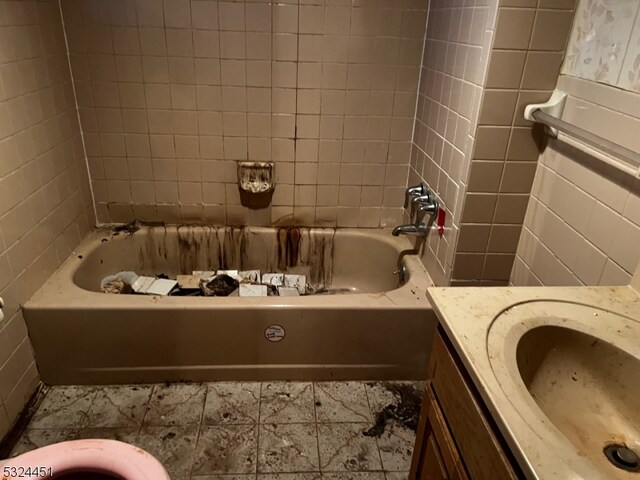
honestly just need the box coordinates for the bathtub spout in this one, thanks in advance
[392,224,429,236]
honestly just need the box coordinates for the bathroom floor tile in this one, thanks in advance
[364,382,424,423]
[10,429,78,457]
[364,383,404,416]
[317,423,382,472]
[133,425,198,476]
[75,427,139,442]
[314,382,371,423]
[257,474,322,479]
[203,382,261,425]
[323,474,387,480]
[14,381,416,479]
[83,385,152,428]
[384,472,409,480]
[28,386,97,429]
[258,423,319,472]
[376,423,415,472]
[143,383,206,426]
[260,382,315,424]
[192,476,255,480]
[192,425,258,475]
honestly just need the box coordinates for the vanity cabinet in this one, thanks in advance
[409,327,523,480]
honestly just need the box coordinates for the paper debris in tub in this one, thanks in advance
[239,284,268,296]
[177,275,201,290]
[100,271,139,294]
[193,270,217,280]
[262,273,285,286]
[101,280,132,294]
[214,270,262,283]
[284,274,306,294]
[100,272,138,295]
[277,286,300,296]
[132,276,178,296]
[200,274,239,296]
[239,270,261,283]
[215,270,240,280]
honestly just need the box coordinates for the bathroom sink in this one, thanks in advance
[486,300,640,479]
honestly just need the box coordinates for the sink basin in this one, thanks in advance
[487,300,640,479]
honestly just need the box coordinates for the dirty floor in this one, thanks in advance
[10,381,424,479]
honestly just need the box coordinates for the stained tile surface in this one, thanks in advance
[11,381,420,480]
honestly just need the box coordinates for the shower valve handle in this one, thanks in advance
[404,183,427,209]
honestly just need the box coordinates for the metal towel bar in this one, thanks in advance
[531,109,640,169]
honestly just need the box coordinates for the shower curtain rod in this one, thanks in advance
[531,108,640,170]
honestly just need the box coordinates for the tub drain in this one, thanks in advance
[604,444,640,472]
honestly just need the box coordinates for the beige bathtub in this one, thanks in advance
[23,226,437,384]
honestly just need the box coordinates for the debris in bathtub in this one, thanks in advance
[132,276,178,296]
[170,288,202,296]
[283,274,306,294]
[306,286,352,295]
[277,286,300,296]
[238,270,261,283]
[177,275,201,290]
[262,273,285,286]
[112,219,142,235]
[266,284,279,296]
[239,284,268,296]
[112,219,166,236]
[363,382,423,437]
[200,274,239,296]
[101,280,133,294]
[193,270,217,280]
[100,271,139,294]
[216,269,241,280]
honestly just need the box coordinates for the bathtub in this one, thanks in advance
[23,226,437,384]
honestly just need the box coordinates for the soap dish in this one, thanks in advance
[237,162,275,193]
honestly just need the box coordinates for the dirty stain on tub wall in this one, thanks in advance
[136,225,336,290]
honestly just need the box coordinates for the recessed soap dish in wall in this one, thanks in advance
[237,162,275,193]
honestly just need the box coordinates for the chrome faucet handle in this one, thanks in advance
[410,193,432,222]
[403,183,427,209]
[415,198,439,227]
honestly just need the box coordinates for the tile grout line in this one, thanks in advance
[312,381,322,475]
[137,383,155,432]
[190,382,208,478]
[255,381,263,477]
[363,381,387,476]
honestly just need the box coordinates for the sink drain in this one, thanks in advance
[604,444,640,472]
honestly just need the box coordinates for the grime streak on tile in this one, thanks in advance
[260,382,315,424]
[192,425,258,475]
[317,423,383,472]
[143,383,206,426]
[258,423,319,473]
[203,382,261,425]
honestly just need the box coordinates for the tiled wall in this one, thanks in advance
[63,0,428,227]
[451,0,576,286]
[408,0,498,286]
[563,0,640,92]
[512,75,640,286]
[0,0,93,436]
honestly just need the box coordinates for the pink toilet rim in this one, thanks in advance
[1,439,170,480]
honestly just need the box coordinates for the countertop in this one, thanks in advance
[425,284,640,480]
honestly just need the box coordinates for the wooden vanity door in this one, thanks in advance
[409,385,468,480]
